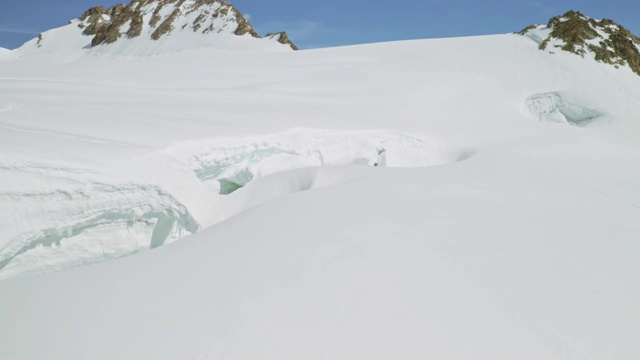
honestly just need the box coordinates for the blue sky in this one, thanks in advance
[1,0,638,50]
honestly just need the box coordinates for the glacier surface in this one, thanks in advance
[0,27,639,360]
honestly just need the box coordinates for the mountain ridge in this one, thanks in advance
[519,10,640,75]
[18,0,298,56]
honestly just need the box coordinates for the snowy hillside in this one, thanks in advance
[519,10,640,75]
[17,0,296,57]
[0,6,640,359]
[0,47,16,60]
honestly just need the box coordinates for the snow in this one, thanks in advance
[16,20,288,58]
[521,24,551,46]
[522,16,640,70]
[524,92,603,125]
[15,21,92,59]
[0,24,639,359]
[177,129,448,194]
[15,1,292,58]
[0,47,17,60]
[1,153,640,359]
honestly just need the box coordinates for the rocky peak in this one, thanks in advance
[76,0,294,49]
[518,10,640,75]
[265,32,298,50]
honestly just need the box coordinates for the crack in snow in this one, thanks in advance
[524,92,603,126]
[0,182,199,280]
[178,130,453,195]
[0,129,474,279]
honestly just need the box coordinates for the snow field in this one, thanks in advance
[0,26,639,359]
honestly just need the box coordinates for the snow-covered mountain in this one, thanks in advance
[519,10,640,75]
[0,8,639,359]
[17,0,297,56]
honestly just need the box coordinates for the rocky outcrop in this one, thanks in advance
[265,32,299,50]
[77,0,291,48]
[519,11,640,75]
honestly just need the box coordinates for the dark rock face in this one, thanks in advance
[519,11,640,75]
[76,0,289,48]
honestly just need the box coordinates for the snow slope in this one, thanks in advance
[1,32,639,278]
[1,148,639,359]
[0,47,16,60]
[0,27,639,358]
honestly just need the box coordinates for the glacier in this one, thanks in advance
[0,12,639,359]
[0,128,462,279]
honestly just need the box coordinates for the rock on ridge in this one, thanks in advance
[265,31,299,50]
[518,10,640,75]
[76,0,295,49]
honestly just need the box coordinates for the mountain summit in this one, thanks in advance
[519,11,640,75]
[19,0,297,56]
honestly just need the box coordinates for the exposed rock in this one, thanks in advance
[76,0,281,48]
[149,0,166,28]
[79,5,108,23]
[233,9,259,38]
[127,11,145,38]
[91,5,136,46]
[519,10,640,76]
[516,24,537,36]
[151,2,185,40]
[265,32,299,50]
[78,6,110,36]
